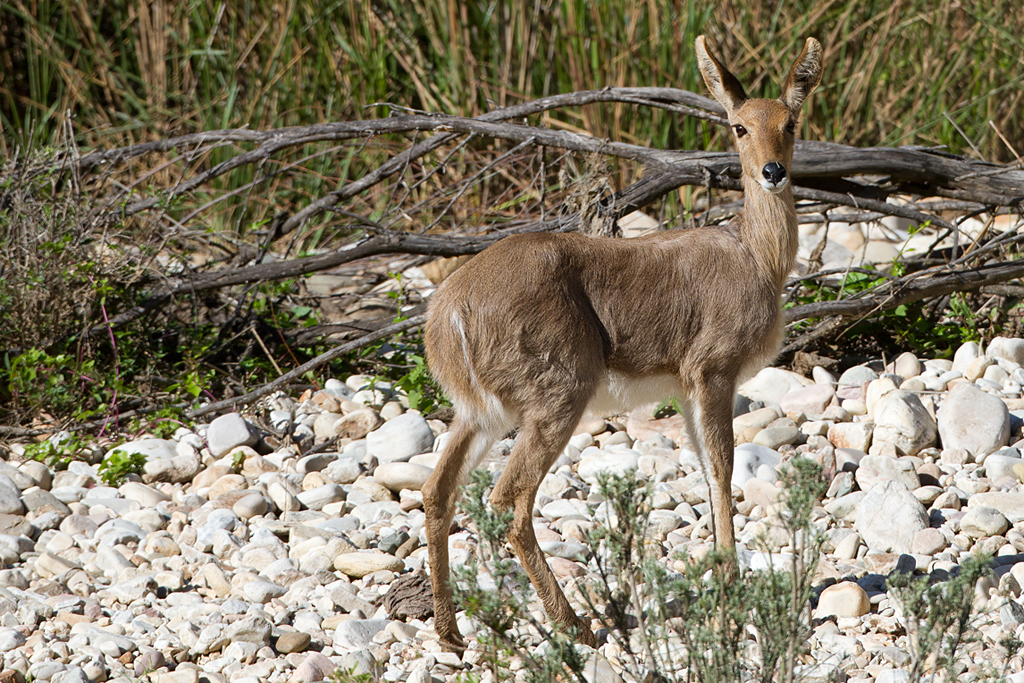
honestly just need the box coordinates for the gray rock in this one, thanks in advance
[0,626,26,651]
[752,425,800,450]
[106,438,176,461]
[373,462,434,492]
[333,618,392,650]
[134,651,166,676]
[143,453,201,484]
[82,625,137,654]
[983,453,1023,481]
[296,484,346,511]
[267,481,301,513]
[0,514,32,537]
[938,383,1010,457]
[119,481,171,507]
[324,456,363,484]
[207,413,258,457]
[224,615,272,645]
[779,384,836,419]
[101,574,157,602]
[293,652,338,683]
[988,337,1024,366]
[969,492,1024,523]
[732,443,781,487]
[275,631,312,654]
[296,452,337,474]
[890,352,922,379]
[876,669,910,683]
[313,411,343,441]
[334,551,404,578]
[335,408,384,440]
[233,492,269,519]
[243,580,286,603]
[366,413,435,463]
[577,447,640,485]
[838,365,879,386]
[95,518,147,545]
[0,480,23,515]
[854,480,928,553]
[0,461,36,491]
[739,367,812,405]
[872,390,937,456]
[960,506,1010,538]
[342,650,381,679]
[539,541,590,562]
[814,582,870,618]
[953,342,981,373]
[193,624,229,655]
[22,487,71,518]
[828,422,873,452]
[856,455,921,491]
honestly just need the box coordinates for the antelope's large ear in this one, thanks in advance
[695,35,747,116]
[780,37,823,112]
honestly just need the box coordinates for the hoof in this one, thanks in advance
[440,632,467,655]
[569,620,599,649]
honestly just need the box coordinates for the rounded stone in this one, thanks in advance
[814,582,870,618]
[960,506,1010,539]
[275,631,312,654]
[871,390,937,456]
[548,556,586,579]
[334,551,405,578]
[911,528,947,555]
[233,493,269,519]
[938,383,1010,457]
[242,580,287,603]
[854,480,928,553]
[366,412,435,464]
[207,413,258,457]
[373,462,434,493]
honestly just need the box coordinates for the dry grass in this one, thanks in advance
[2,1,1021,161]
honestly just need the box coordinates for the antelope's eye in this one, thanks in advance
[733,125,747,138]
[786,120,796,134]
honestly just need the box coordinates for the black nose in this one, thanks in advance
[762,162,787,185]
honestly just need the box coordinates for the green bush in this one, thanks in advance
[454,457,1002,683]
[98,448,147,486]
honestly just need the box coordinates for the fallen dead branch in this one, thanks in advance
[4,86,1024,433]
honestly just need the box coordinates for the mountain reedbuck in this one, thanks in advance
[422,35,823,650]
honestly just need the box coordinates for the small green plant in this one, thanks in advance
[392,352,444,414]
[230,449,247,473]
[24,435,92,470]
[329,667,374,683]
[454,470,588,683]
[455,456,1022,683]
[98,449,147,486]
[888,552,1018,683]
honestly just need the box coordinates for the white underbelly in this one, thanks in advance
[586,372,685,417]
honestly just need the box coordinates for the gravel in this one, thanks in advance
[5,339,1024,682]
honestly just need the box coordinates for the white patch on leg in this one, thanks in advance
[587,371,685,416]
[450,310,514,439]
[456,430,499,486]
[679,397,710,474]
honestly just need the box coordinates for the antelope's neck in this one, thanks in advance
[740,177,799,291]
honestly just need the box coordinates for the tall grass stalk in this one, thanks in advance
[3,1,1021,161]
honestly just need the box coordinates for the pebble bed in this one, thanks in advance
[7,338,1024,683]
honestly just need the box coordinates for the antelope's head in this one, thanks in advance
[695,36,823,195]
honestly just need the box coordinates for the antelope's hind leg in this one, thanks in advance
[489,399,599,648]
[422,419,496,652]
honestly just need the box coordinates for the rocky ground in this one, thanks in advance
[9,334,1024,683]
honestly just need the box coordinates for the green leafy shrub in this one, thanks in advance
[454,456,1002,683]
[98,449,147,486]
